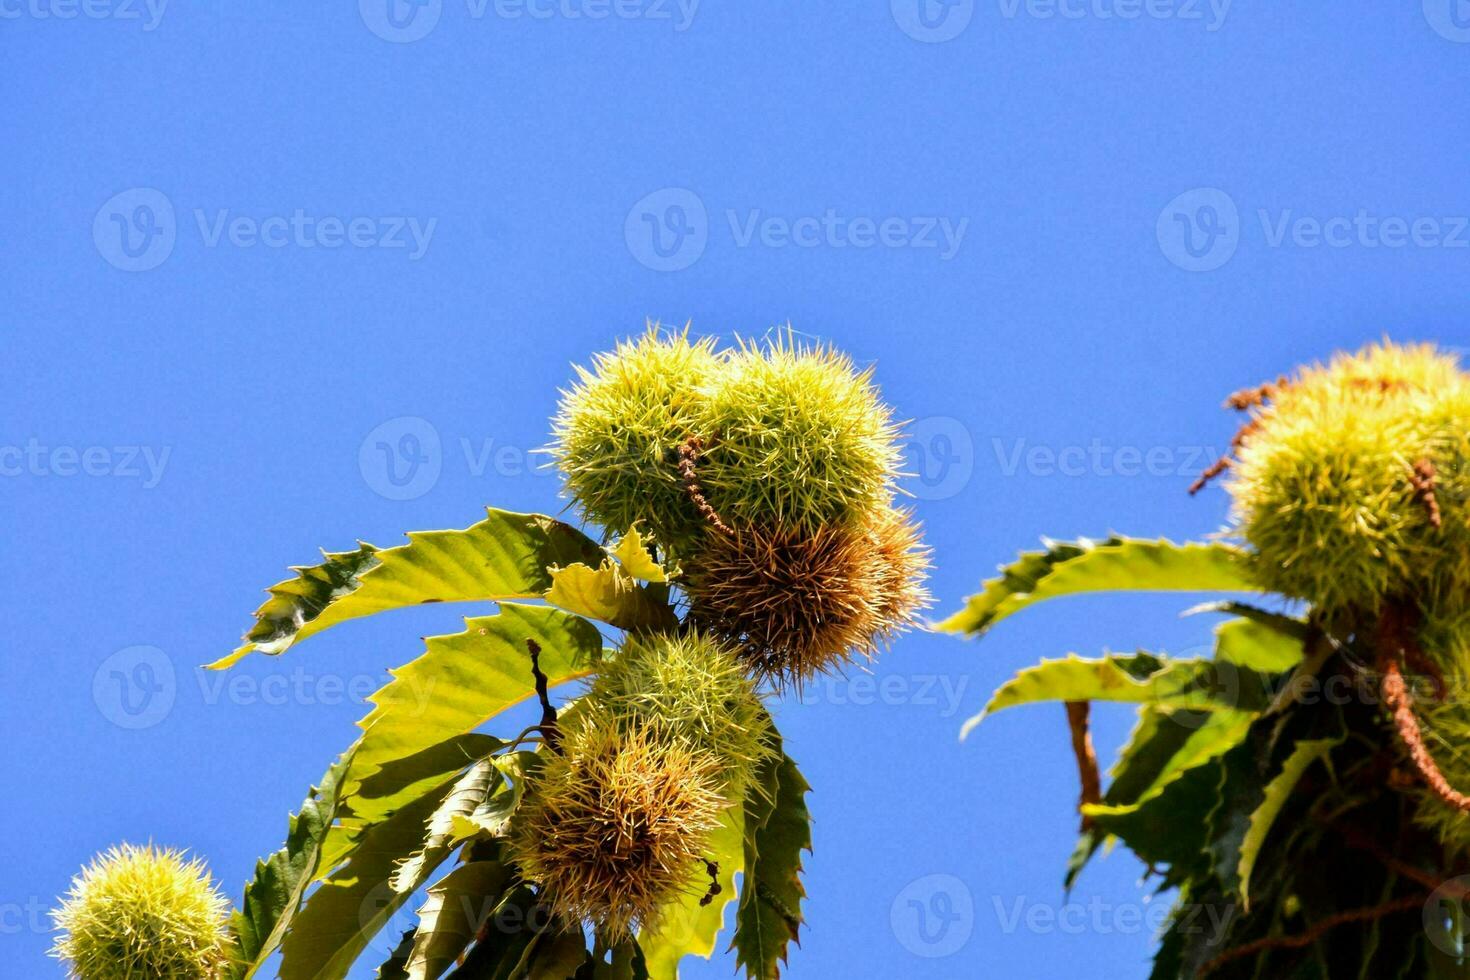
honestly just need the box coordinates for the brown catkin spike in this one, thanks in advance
[1410,457,1443,530]
[678,437,734,537]
[1378,602,1470,812]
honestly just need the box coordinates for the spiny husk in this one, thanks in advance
[686,504,931,685]
[1228,340,1470,618]
[509,722,727,940]
[692,334,904,535]
[550,325,722,551]
[51,844,231,980]
[581,632,774,794]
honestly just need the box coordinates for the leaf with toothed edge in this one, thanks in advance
[732,744,811,980]
[340,603,604,804]
[639,804,745,980]
[938,537,1260,639]
[213,509,604,669]
[405,861,514,980]
[965,651,1272,739]
[544,560,678,633]
[226,751,356,979]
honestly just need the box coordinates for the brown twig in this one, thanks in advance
[1065,701,1102,831]
[526,638,560,752]
[677,437,734,537]
[1197,895,1425,977]
[1410,458,1443,530]
[1338,825,1470,900]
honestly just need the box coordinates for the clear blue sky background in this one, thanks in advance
[4,3,1470,977]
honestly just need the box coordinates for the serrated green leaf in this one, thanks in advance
[1083,756,1225,873]
[545,561,677,633]
[966,652,1269,738]
[393,760,502,893]
[406,862,513,980]
[376,930,417,980]
[524,929,593,979]
[1066,707,1253,888]
[1214,618,1306,673]
[938,537,1258,638]
[592,941,651,980]
[443,885,543,980]
[1184,600,1309,641]
[227,751,355,979]
[1238,737,1340,909]
[216,509,603,668]
[640,804,745,980]
[324,735,504,878]
[733,748,811,980]
[345,604,604,799]
[448,752,540,844]
[279,780,454,980]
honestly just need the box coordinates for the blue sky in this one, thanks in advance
[4,3,1470,977]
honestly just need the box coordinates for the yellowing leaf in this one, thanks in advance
[545,561,677,633]
[610,526,672,583]
[640,804,745,980]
